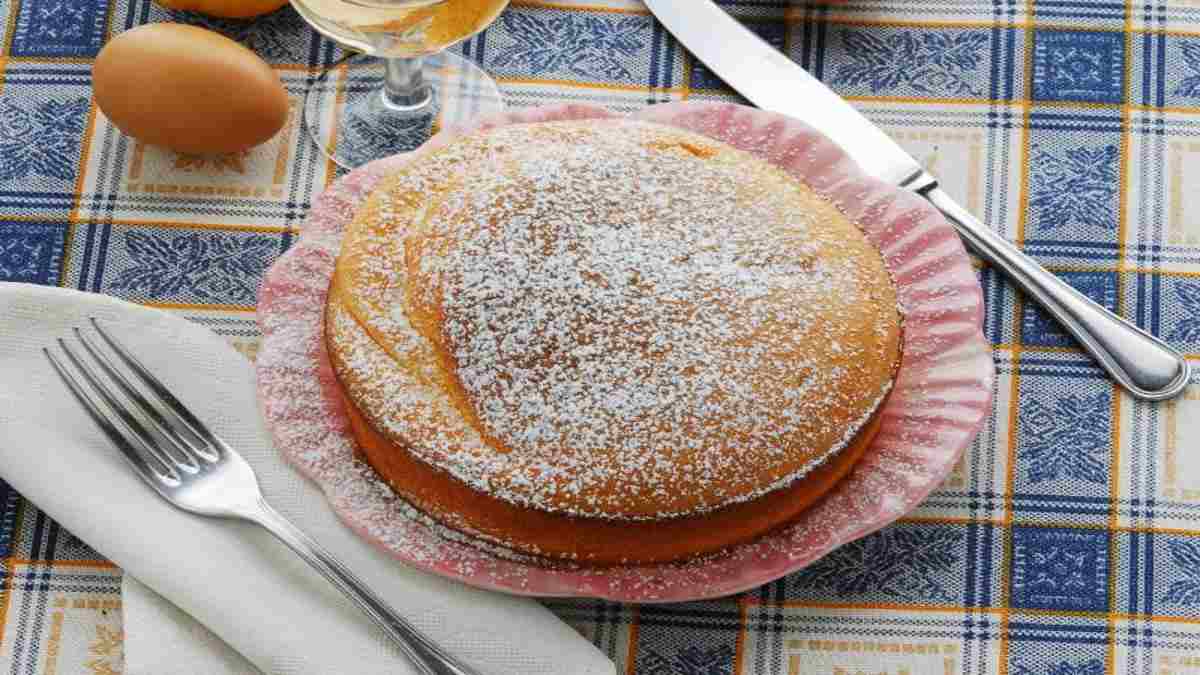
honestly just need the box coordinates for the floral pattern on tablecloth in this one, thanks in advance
[2,0,1200,672]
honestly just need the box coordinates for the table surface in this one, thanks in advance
[3,0,1200,673]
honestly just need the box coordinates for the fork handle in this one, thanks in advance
[245,500,484,675]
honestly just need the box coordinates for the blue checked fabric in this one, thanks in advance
[1,1,1200,673]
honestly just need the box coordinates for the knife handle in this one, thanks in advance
[919,186,1191,401]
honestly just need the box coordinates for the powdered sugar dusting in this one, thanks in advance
[255,102,994,602]
[333,120,901,519]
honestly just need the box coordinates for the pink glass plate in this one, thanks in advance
[256,102,994,603]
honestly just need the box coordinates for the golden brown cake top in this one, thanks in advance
[328,119,902,520]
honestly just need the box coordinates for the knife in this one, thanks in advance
[644,0,1191,401]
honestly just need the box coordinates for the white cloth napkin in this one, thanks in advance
[0,282,614,675]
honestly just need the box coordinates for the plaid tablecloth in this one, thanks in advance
[2,0,1200,673]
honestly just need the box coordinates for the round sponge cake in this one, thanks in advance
[325,119,902,564]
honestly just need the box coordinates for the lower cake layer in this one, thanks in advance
[335,367,885,565]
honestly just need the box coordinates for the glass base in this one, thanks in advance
[301,51,506,170]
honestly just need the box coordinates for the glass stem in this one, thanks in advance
[381,56,433,112]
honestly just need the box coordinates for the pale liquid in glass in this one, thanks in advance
[292,0,510,57]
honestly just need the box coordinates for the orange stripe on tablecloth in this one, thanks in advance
[275,63,347,73]
[323,63,347,189]
[100,219,291,234]
[1107,371,1125,674]
[906,516,1200,538]
[1119,523,1200,536]
[734,599,1200,626]
[511,0,649,15]
[0,499,26,647]
[73,99,102,206]
[989,344,1084,355]
[61,96,104,287]
[138,301,256,313]
[0,0,16,56]
[900,516,1007,526]
[997,6,1037,671]
[987,344,1191,357]
[797,17,1200,38]
[1145,27,1200,39]
[1021,99,1124,111]
[624,605,639,675]
[99,0,118,52]
[800,17,1017,30]
[496,75,683,94]
[680,47,695,103]
[3,56,96,64]
[906,516,1200,536]
[43,611,62,675]
[791,17,1125,33]
[1136,614,1200,625]
[1109,17,1134,668]
[273,105,298,187]
[741,599,978,612]
[660,94,1200,113]
[1130,104,1200,114]
[1117,13,1134,285]
[948,267,1200,278]
[1122,270,1200,278]
[680,92,1005,106]
[859,96,1096,107]
[733,596,748,675]
[128,141,145,182]
[0,214,74,222]
[992,21,1119,34]
[988,346,1200,361]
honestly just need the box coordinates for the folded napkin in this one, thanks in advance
[0,282,614,675]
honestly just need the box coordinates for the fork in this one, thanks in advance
[44,318,483,675]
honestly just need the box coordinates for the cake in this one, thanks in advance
[325,119,902,565]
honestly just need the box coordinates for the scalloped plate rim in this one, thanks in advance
[255,101,995,603]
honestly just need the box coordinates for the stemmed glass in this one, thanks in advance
[290,0,510,168]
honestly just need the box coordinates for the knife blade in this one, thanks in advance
[643,0,1191,401]
[645,0,922,186]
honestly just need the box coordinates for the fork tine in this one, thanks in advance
[90,318,221,461]
[55,338,182,483]
[44,347,180,486]
[73,327,202,472]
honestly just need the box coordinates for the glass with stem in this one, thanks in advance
[291,0,510,168]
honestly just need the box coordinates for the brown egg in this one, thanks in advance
[93,23,289,154]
